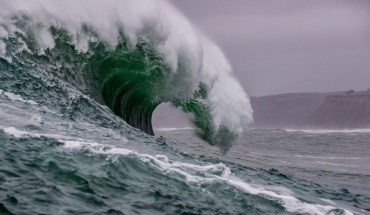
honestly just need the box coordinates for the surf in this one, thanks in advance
[0,0,252,152]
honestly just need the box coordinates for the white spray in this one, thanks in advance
[0,0,253,139]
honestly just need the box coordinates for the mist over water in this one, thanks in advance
[0,0,252,151]
[0,0,368,214]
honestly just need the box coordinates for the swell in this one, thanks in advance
[0,0,253,151]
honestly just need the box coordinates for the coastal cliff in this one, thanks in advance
[251,90,370,129]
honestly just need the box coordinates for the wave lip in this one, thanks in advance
[0,0,253,151]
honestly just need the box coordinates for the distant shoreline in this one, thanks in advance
[250,90,370,129]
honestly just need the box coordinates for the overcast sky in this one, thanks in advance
[170,0,370,96]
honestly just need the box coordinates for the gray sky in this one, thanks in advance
[170,0,370,96]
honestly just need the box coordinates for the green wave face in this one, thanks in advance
[100,40,164,135]
[99,39,236,151]
[0,3,252,152]
[99,41,239,152]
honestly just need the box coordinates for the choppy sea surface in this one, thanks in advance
[0,1,369,213]
[158,128,370,215]
[1,84,369,214]
[157,128,370,199]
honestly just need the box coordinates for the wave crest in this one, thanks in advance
[0,0,253,151]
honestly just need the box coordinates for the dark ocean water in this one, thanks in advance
[156,128,370,196]
[0,50,369,214]
[156,128,370,214]
[0,1,369,214]
[1,80,369,214]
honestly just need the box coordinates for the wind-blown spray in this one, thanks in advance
[0,0,253,151]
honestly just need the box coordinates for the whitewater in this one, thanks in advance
[0,0,368,214]
[0,0,253,152]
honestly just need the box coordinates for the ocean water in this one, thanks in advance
[0,0,369,214]
[157,129,370,211]
[1,88,370,214]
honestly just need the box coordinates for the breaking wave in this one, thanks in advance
[0,0,252,152]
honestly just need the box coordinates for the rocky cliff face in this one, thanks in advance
[251,91,370,129]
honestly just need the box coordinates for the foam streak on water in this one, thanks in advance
[0,1,368,214]
[54,137,356,215]
[0,123,358,214]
